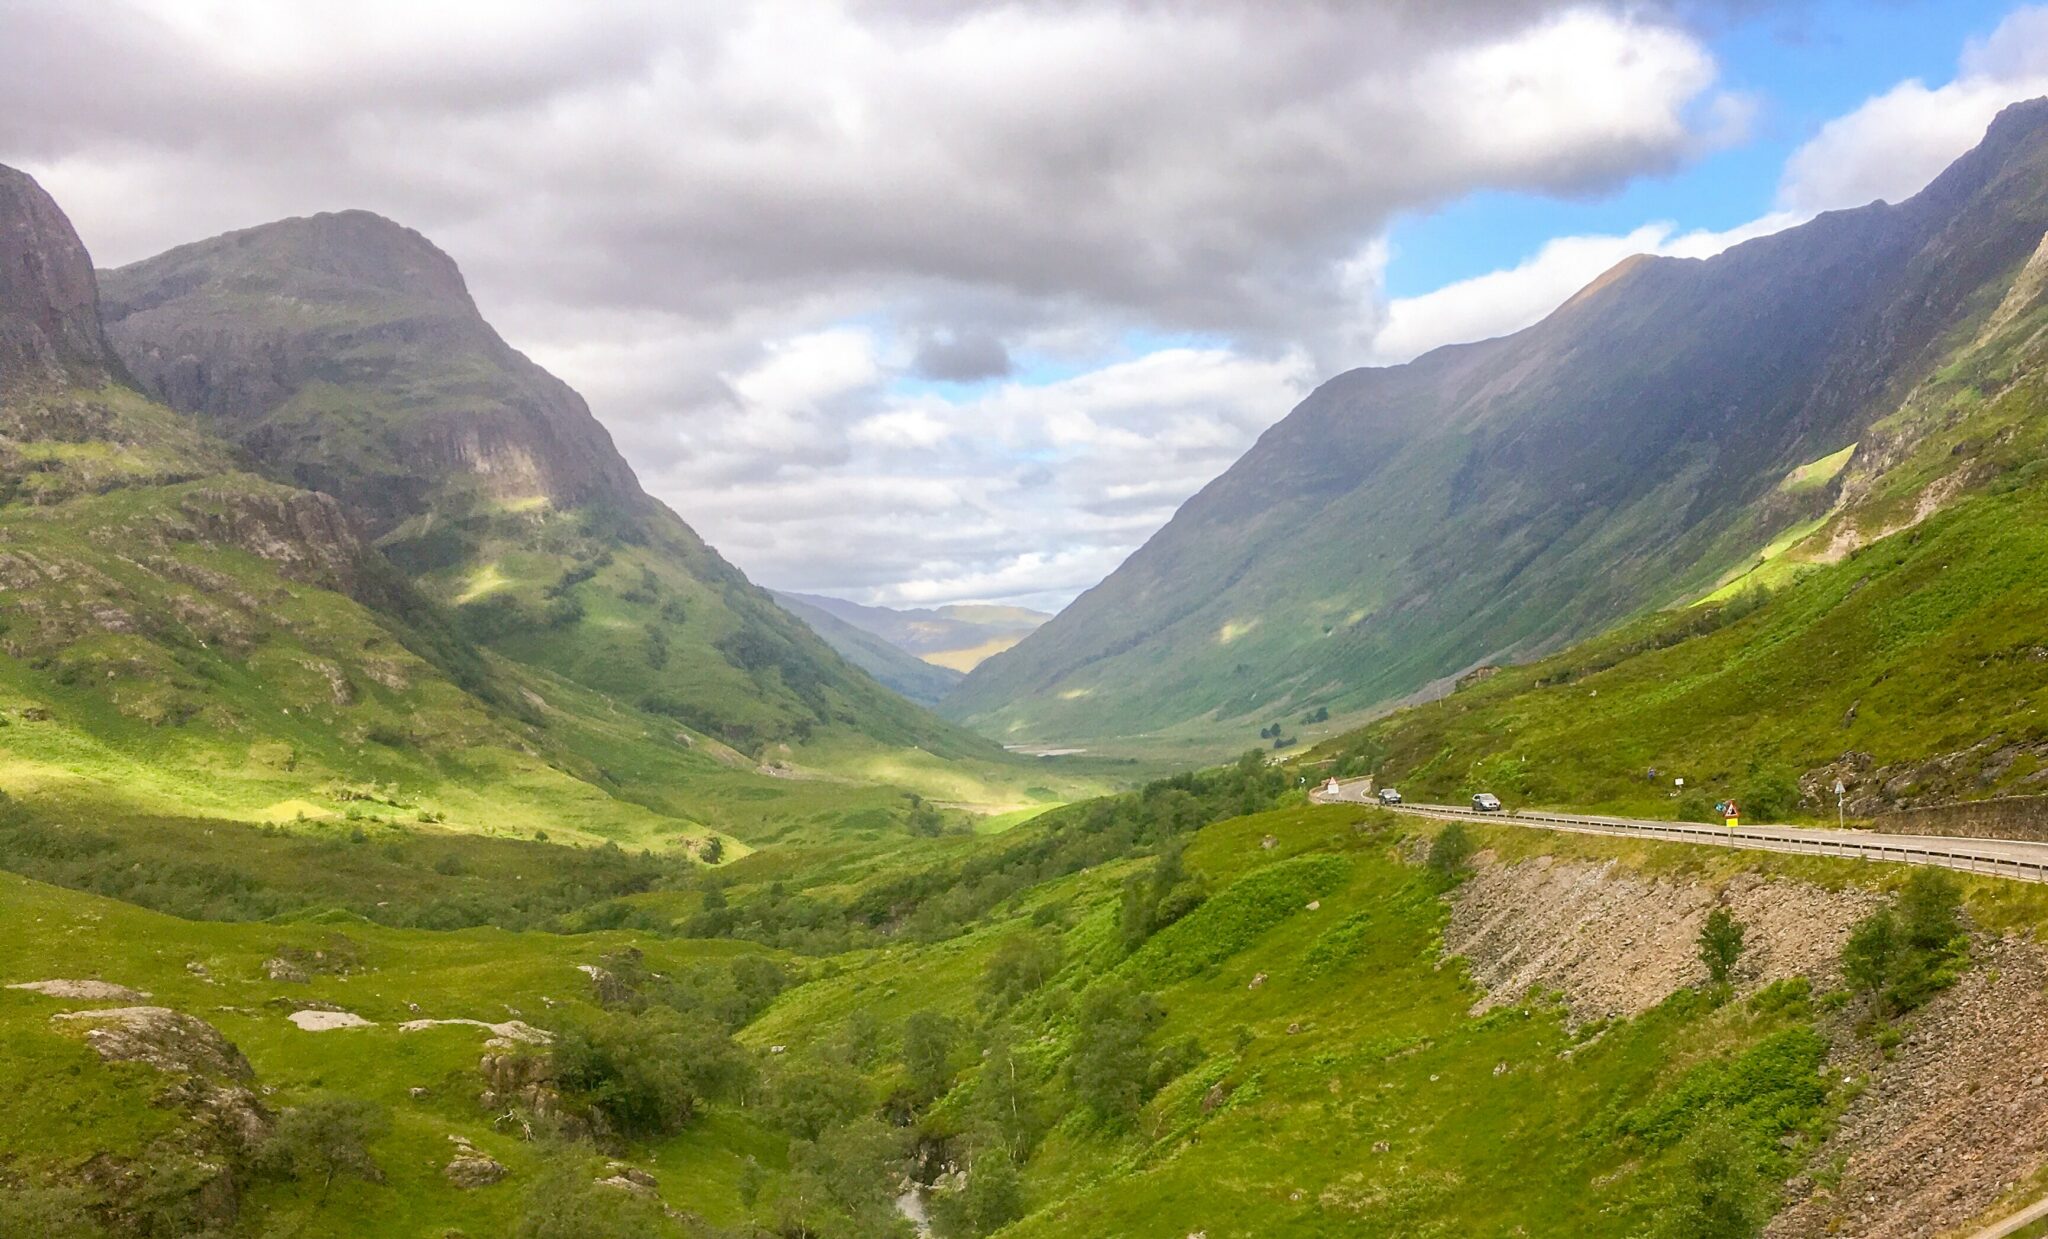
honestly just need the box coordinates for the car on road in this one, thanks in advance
[1377,788,1403,805]
[1471,793,1503,813]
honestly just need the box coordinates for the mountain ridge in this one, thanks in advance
[947,98,2048,746]
[98,208,1001,763]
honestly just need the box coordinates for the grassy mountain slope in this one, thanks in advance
[1305,250,2048,822]
[0,165,1103,851]
[9,755,2038,1237]
[97,211,999,770]
[950,100,2048,749]
[767,592,963,706]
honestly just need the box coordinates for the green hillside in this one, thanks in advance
[949,100,2048,751]
[1305,252,2048,823]
[4,746,2033,1237]
[766,592,964,707]
[97,211,1003,773]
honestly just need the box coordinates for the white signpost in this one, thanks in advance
[1834,779,1846,830]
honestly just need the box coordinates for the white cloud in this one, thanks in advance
[0,1,1754,609]
[1779,6,2048,214]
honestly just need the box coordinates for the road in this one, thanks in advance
[1311,779,2048,885]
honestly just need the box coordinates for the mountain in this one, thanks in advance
[949,100,2048,747]
[98,211,995,763]
[774,590,1051,673]
[769,591,963,705]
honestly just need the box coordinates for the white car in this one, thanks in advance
[1471,793,1503,813]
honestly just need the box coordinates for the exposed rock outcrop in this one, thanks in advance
[0,163,111,389]
[1444,855,1882,1022]
[1769,937,2048,1239]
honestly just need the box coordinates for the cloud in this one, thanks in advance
[912,330,1012,382]
[0,0,1749,608]
[1779,5,2048,214]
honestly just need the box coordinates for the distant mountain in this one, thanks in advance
[99,212,994,761]
[770,592,963,706]
[949,99,2048,745]
[772,591,1051,673]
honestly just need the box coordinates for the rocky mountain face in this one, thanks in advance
[100,210,640,530]
[99,211,990,756]
[0,164,112,390]
[949,100,2048,744]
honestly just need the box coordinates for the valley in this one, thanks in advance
[17,51,2048,1239]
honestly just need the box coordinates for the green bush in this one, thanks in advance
[551,1008,746,1138]
[1698,908,1745,986]
[254,1096,389,1192]
[1427,822,1475,880]
[1843,868,1967,1017]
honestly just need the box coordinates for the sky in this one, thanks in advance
[5,1,2048,614]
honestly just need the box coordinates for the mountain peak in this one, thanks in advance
[0,163,111,389]
[111,208,478,315]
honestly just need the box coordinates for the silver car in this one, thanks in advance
[1377,788,1403,805]
[1471,793,1503,813]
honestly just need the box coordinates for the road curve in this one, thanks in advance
[1311,779,2048,885]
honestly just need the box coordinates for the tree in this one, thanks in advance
[1842,907,1902,1012]
[1657,1121,1769,1239]
[768,1058,870,1140]
[971,1034,1046,1161]
[1068,981,1162,1123]
[551,1007,747,1138]
[779,1117,912,1239]
[980,932,1062,1012]
[902,1010,960,1105]
[1843,868,1967,1017]
[255,1096,389,1193]
[929,1148,1026,1238]
[1698,907,1745,987]
[1427,822,1475,880]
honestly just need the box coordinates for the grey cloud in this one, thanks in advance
[0,0,1746,607]
[912,331,1013,382]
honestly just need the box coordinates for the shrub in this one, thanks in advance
[1699,907,1745,987]
[1427,822,1475,880]
[1656,1120,1770,1239]
[1843,868,1967,1017]
[551,1008,745,1138]
[255,1096,389,1192]
[513,1157,669,1239]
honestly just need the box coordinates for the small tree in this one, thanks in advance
[255,1097,389,1194]
[902,1010,960,1105]
[1698,907,1745,987]
[1842,907,1901,1012]
[981,932,1062,1012]
[1843,868,1967,1018]
[1427,822,1475,880]
[1658,1121,1769,1239]
[1068,981,1162,1123]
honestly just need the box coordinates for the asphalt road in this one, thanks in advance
[1311,779,2048,885]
